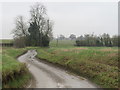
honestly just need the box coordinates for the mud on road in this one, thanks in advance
[18,50,98,88]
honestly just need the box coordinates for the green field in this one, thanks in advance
[2,47,30,88]
[0,39,13,43]
[50,40,76,47]
[1,40,119,88]
[36,47,119,88]
[35,40,119,88]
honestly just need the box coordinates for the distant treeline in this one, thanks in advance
[0,43,13,47]
[75,33,119,47]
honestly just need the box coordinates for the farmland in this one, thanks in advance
[0,39,13,43]
[36,40,119,88]
[50,39,76,47]
[1,39,119,88]
[2,1,119,88]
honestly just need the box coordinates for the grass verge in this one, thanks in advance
[2,47,31,88]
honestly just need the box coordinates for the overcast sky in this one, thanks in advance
[1,1,118,39]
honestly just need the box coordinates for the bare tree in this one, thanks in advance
[30,3,46,25]
[12,16,28,48]
[12,16,28,38]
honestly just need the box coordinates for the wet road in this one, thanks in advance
[18,50,98,88]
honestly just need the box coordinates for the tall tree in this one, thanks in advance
[12,16,28,38]
[28,22,39,46]
[12,16,28,48]
[28,3,53,46]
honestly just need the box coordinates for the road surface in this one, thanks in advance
[18,50,98,88]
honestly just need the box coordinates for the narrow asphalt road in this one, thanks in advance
[18,50,98,88]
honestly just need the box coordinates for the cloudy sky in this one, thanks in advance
[0,1,118,39]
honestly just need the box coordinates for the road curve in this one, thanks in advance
[18,50,98,88]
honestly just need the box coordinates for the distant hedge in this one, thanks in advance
[76,33,119,47]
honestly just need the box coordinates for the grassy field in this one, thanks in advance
[2,47,30,88]
[1,40,119,88]
[0,39,13,43]
[36,40,119,88]
[50,39,76,47]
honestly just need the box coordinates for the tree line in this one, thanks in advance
[76,33,119,47]
[12,3,53,48]
[12,3,119,48]
[55,33,119,47]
